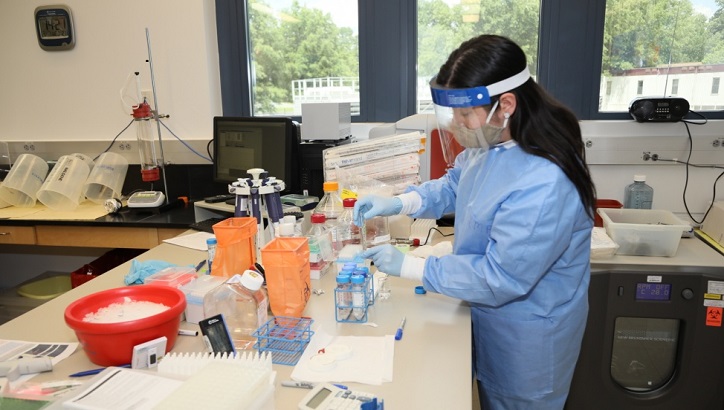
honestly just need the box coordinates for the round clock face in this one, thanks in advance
[35,6,75,51]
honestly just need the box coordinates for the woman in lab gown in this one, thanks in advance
[355,34,596,410]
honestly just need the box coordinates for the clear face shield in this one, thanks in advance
[430,66,531,168]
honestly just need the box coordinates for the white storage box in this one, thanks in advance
[179,275,225,324]
[598,208,691,257]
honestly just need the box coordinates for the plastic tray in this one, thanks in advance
[598,208,690,257]
[253,316,314,366]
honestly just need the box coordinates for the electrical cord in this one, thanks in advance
[652,119,723,225]
[94,119,134,161]
[206,139,214,162]
[422,227,454,246]
[94,118,213,163]
[158,119,212,162]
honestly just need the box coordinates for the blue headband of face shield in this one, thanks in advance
[429,66,531,108]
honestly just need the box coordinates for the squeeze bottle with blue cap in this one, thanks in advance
[206,237,217,274]
[623,175,653,209]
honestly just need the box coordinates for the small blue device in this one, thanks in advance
[35,5,75,51]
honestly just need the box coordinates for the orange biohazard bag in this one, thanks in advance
[210,217,257,278]
[261,237,311,318]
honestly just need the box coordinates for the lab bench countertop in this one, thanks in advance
[0,202,197,229]
[0,202,199,248]
[0,233,473,409]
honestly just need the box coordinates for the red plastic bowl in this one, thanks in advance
[64,285,186,366]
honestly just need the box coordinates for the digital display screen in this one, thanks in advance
[38,15,69,39]
[306,387,333,408]
[635,283,671,301]
[212,117,299,194]
[657,101,670,107]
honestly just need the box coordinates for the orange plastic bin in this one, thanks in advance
[594,199,623,227]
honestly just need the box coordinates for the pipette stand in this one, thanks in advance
[229,168,286,262]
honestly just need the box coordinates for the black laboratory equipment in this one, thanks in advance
[566,265,724,410]
[299,139,350,200]
[212,116,301,195]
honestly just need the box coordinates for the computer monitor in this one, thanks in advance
[212,116,300,194]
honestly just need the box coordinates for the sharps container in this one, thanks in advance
[37,154,94,211]
[0,154,49,207]
[210,217,258,278]
[261,237,310,318]
[82,152,128,204]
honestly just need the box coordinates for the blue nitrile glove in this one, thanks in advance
[353,196,403,227]
[124,259,176,285]
[359,244,405,277]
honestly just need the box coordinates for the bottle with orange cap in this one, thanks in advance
[314,181,344,252]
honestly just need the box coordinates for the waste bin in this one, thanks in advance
[70,248,145,288]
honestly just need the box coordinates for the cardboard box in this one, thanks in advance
[701,201,724,246]
[598,208,691,257]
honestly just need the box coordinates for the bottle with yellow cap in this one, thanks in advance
[314,181,344,253]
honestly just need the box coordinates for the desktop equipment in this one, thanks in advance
[301,103,352,141]
[213,116,301,195]
[566,265,724,410]
[628,97,689,122]
[299,139,351,199]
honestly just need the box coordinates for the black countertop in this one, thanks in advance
[0,200,198,229]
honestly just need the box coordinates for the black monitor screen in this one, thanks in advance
[213,116,299,193]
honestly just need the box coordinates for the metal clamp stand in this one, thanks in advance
[229,168,286,261]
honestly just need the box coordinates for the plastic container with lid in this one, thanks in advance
[143,266,197,288]
[203,270,268,351]
[179,275,225,324]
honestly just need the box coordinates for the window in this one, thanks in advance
[637,80,644,95]
[216,0,724,121]
[416,0,541,114]
[713,77,721,95]
[598,0,724,114]
[246,0,358,116]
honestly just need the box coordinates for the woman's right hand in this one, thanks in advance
[353,196,403,226]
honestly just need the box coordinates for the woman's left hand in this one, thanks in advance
[358,244,405,276]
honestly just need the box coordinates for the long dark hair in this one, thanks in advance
[436,34,596,219]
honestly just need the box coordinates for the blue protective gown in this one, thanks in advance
[406,141,592,409]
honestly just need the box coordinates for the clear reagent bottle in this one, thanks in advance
[306,213,334,277]
[314,181,344,252]
[623,174,654,209]
[202,270,268,351]
[338,198,361,246]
